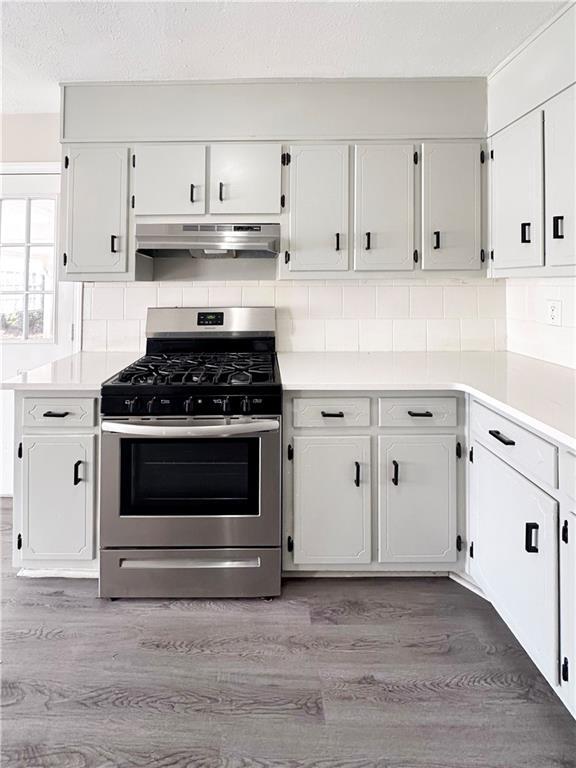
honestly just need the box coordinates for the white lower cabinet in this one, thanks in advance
[378,434,457,563]
[293,435,371,564]
[21,434,95,561]
[470,443,558,685]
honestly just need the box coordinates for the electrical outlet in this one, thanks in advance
[547,300,562,326]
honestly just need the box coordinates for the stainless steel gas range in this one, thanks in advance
[99,307,282,599]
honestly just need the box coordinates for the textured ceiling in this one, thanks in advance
[2,1,565,113]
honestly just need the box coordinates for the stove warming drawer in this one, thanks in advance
[100,547,281,598]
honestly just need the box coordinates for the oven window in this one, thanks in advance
[120,438,260,516]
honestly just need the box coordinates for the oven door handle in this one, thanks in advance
[101,419,280,438]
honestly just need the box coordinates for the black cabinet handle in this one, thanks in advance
[525,522,539,553]
[110,235,118,253]
[190,184,195,203]
[520,222,531,244]
[73,460,82,486]
[365,232,371,251]
[321,410,344,418]
[219,182,224,202]
[335,233,341,251]
[42,411,70,418]
[552,215,564,240]
[354,461,360,487]
[407,410,433,418]
[433,231,441,250]
[392,460,399,486]
[488,429,516,446]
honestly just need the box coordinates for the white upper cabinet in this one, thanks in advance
[421,142,482,270]
[288,144,349,271]
[491,110,544,269]
[354,144,415,271]
[545,86,575,267]
[293,435,371,564]
[134,144,206,215]
[470,443,558,685]
[378,434,457,563]
[62,145,129,276]
[21,434,95,561]
[209,143,282,214]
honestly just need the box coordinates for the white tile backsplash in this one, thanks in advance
[81,278,509,355]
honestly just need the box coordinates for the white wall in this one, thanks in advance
[81,277,506,353]
[1,113,60,162]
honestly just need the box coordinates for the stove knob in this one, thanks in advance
[146,397,158,415]
[222,396,231,415]
[184,397,194,415]
[241,396,251,414]
[128,397,140,414]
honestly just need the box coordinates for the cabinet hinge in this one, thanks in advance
[456,534,463,552]
[132,154,136,168]
[17,533,22,550]
[480,150,485,164]
[469,446,474,463]
[490,149,494,160]
[562,519,569,544]
[490,250,494,261]
[480,249,486,263]
[287,444,294,461]
[413,250,419,264]
[562,657,569,683]
[280,194,286,209]
[287,536,294,553]
[131,195,135,209]
[70,323,75,341]
[284,251,290,265]
[63,253,68,267]
[281,152,291,166]
[17,442,22,459]
[64,155,69,169]
[469,541,474,558]
[413,151,418,165]
[456,442,462,459]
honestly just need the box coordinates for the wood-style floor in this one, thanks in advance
[2,501,575,768]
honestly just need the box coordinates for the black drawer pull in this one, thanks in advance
[488,429,516,446]
[190,183,195,203]
[335,233,341,251]
[552,215,564,240]
[433,230,441,250]
[42,411,70,418]
[110,235,118,253]
[408,410,433,418]
[73,460,83,486]
[365,232,371,250]
[525,522,539,553]
[392,460,399,486]
[520,222,531,244]
[321,411,344,418]
[354,461,360,487]
[219,182,224,202]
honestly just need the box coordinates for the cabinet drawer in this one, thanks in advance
[471,400,557,488]
[378,397,457,428]
[293,398,370,428]
[23,398,96,428]
[560,451,576,502]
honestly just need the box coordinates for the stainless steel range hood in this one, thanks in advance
[136,223,281,259]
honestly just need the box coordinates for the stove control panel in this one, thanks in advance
[197,311,224,326]
[101,394,281,417]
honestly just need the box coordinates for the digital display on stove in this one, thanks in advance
[197,312,224,326]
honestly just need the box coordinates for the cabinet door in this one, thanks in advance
[422,142,481,270]
[288,145,349,271]
[62,145,129,275]
[491,111,544,268]
[134,144,206,215]
[470,443,558,684]
[209,143,282,214]
[21,434,95,561]
[354,144,415,271]
[545,86,575,267]
[378,434,456,563]
[293,436,370,564]
[560,511,575,715]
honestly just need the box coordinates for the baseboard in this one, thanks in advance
[449,571,488,600]
[17,568,98,579]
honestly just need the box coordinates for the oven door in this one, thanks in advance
[100,417,281,548]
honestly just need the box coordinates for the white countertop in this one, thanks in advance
[3,350,575,450]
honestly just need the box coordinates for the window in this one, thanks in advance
[0,196,56,340]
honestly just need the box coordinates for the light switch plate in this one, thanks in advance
[547,299,562,326]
